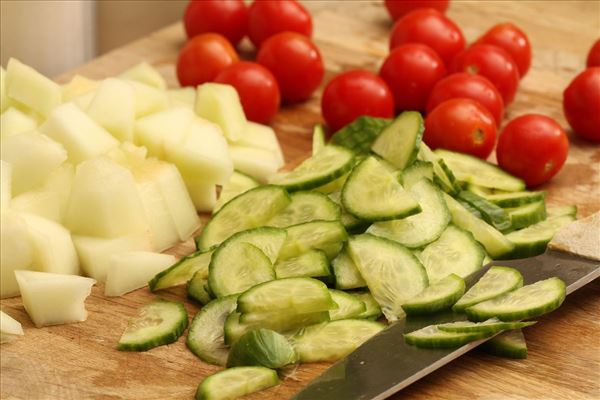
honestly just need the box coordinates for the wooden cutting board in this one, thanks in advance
[2,1,599,399]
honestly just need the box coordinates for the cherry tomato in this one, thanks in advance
[424,98,497,159]
[183,0,248,46]
[384,0,450,21]
[427,72,504,125]
[587,39,600,67]
[247,0,312,48]
[563,67,600,142]
[176,33,238,87]
[389,8,465,67]
[497,115,569,187]
[215,61,280,124]
[475,23,532,78]
[451,44,520,105]
[321,70,395,132]
[379,43,446,112]
[257,32,324,103]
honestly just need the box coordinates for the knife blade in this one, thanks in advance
[293,215,600,400]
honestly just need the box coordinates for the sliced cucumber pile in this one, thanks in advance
[274,249,330,279]
[266,191,340,228]
[351,291,383,320]
[401,274,465,315]
[401,160,434,189]
[457,191,512,233]
[195,366,278,400]
[453,266,523,312]
[278,220,347,260]
[371,111,424,170]
[437,318,536,335]
[329,289,366,320]
[504,215,575,258]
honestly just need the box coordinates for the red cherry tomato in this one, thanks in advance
[563,67,600,142]
[497,115,569,187]
[451,44,520,105]
[475,23,532,78]
[176,33,239,87]
[379,43,446,112]
[384,0,450,21]
[321,70,395,132]
[389,8,465,67]
[424,98,497,159]
[247,0,312,48]
[215,61,280,124]
[587,39,600,67]
[257,32,324,103]
[427,72,504,125]
[183,0,248,46]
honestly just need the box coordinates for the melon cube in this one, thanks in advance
[11,190,62,222]
[104,251,176,297]
[119,62,166,90]
[239,122,285,166]
[229,145,282,183]
[168,87,196,109]
[61,75,99,102]
[15,270,95,328]
[0,107,38,138]
[183,176,217,212]
[134,107,195,158]
[86,78,135,142]
[1,67,7,113]
[0,311,24,343]
[1,212,34,298]
[40,103,119,164]
[71,90,96,110]
[195,83,247,142]
[105,142,148,171]
[72,234,152,282]
[5,59,61,117]
[1,160,11,212]
[38,163,74,220]
[0,131,67,195]
[126,80,169,118]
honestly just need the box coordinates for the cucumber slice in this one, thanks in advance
[274,249,330,279]
[437,318,536,334]
[348,234,428,321]
[209,242,274,297]
[404,324,490,349]
[485,190,546,208]
[312,124,326,155]
[401,274,465,315]
[367,179,450,248]
[506,200,546,230]
[481,329,528,359]
[547,205,577,218]
[149,249,212,291]
[453,266,523,312]
[401,160,434,189]
[329,289,366,321]
[187,271,212,305]
[457,198,483,219]
[466,277,566,322]
[458,191,512,233]
[420,225,485,283]
[270,145,355,191]
[117,299,188,352]
[237,277,336,314]
[195,366,278,400]
[330,116,391,154]
[227,329,297,368]
[504,215,575,258]
[328,191,367,232]
[417,144,461,195]
[198,185,291,250]
[332,247,366,290]
[351,291,383,320]
[435,149,526,192]
[187,296,238,366]
[266,191,341,228]
[443,192,515,258]
[314,172,349,194]
[371,111,424,170]
[216,226,287,265]
[464,184,492,197]
[213,171,259,213]
[278,220,347,260]
[292,319,384,362]
[342,156,421,222]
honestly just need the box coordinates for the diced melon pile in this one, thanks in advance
[0,58,285,330]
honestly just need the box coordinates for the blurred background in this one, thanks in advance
[0,0,187,77]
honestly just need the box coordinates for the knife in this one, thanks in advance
[293,213,600,400]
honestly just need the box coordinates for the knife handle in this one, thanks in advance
[548,212,600,261]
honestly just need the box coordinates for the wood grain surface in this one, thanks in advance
[2,1,599,399]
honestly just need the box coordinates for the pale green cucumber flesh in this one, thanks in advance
[226,329,297,369]
[187,272,212,305]
[274,249,331,279]
[371,111,424,170]
[481,329,528,359]
[437,318,536,334]
[401,160,434,189]
[401,274,465,315]
[312,124,326,155]
[453,266,523,312]
[328,191,367,232]
[195,366,278,400]
[213,171,260,213]
[266,191,341,228]
[350,291,383,320]
[149,249,213,291]
[506,200,547,230]
[329,289,366,321]
[404,324,490,349]
[486,190,546,208]
[332,247,366,290]
[278,220,347,260]
[458,190,512,233]
[503,215,575,259]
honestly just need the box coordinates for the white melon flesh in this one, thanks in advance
[65,158,151,240]
[164,118,233,185]
[72,235,152,282]
[183,176,217,212]
[1,212,34,298]
[38,163,74,220]
[5,58,61,117]
[195,83,247,142]
[119,62,166,90]
[1,67,7,113]
[71,90,96,111]
[1,160,11,212]
[168,87,196,109]
[86,78,135,142]
[15,270,95,328]
[0,131,67,195]
[104,251,176,297]
[0,311,24,343]
[61,75,99,102]
[126,80,169,118]
[11,190,62,222]
[229,145,282,183]
[239,122,285,166]
[135,107,195,159]
[0,107,38,138]
[105,142,148,171]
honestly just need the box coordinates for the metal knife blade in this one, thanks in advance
[292,249,600,400]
